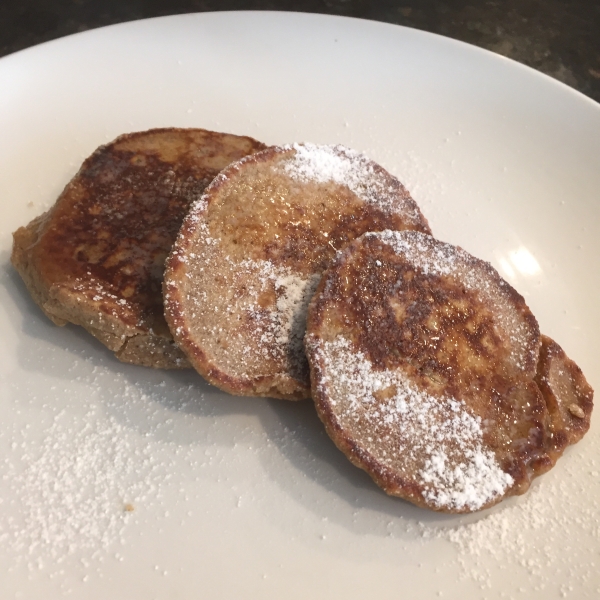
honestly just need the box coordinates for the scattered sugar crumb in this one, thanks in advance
[0,369,203,572]
[420,460,600,594]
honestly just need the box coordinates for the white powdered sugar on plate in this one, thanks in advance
[1,410,149,560]
[311,336,513,512]
[419,453,600,594]
[0,361,203,573]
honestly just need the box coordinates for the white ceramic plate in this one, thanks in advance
[1,11,599,600]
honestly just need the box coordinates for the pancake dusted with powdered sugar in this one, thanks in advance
[163,143,431,399]
[12,128,266,368]
[305,230,593,513]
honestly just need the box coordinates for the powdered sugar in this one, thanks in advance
[282,143,365,185]
[420,455,600,594]
[310,336,513,511]
[68,276,140,326]
[236,258,320,377]
[0,358,204,573]
[274,270,321,347]
[367,230,457,278]
[280,143,405,215]
[2,410,149,559]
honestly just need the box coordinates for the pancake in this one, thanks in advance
[163,143,431,399]
[11,127,266,368]
[305,230,593,513]
[535,334,593,459]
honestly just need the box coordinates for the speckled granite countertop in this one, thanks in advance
[1,1,599,103]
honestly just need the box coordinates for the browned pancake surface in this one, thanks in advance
[535,335,593,458]
[306,230,563,512]
[11,128,266,367]
[164,144,431,398]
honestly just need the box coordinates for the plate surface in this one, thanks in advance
[1,11,599,600]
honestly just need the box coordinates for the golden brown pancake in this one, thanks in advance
[164,143,431,399]
[305,230,593,513]
[11,128,266,368]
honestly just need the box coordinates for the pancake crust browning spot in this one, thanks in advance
[164,144,431,399]
[306,230,566,513]
[11,128,266,367]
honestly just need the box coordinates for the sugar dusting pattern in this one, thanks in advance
[2,412,149,559]
[170,221,320,380]
[367,230,457,278]
[226,257,320,378]
[0,367,202,571]
[280,143,409,217]
[311,336,513,511]
[420,459,600,594]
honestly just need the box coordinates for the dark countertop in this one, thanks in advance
[1,1,599,103]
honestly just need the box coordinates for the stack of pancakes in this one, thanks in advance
[12,128,593,513]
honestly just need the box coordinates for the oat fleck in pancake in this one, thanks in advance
[305,230,593,512]
[164,143,431,399]
[11,128,266,368]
